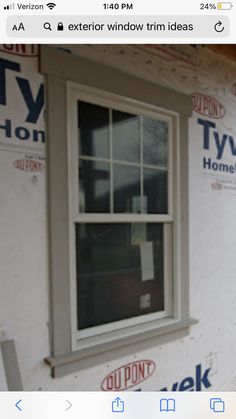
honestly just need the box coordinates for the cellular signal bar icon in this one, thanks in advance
[47,2,56,9]
[4,3,14,9]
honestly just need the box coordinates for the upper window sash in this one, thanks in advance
[67,83,174,221]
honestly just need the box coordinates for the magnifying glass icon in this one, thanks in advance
[43,22,52,30]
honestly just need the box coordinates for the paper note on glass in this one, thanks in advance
[140,241,154,281]
[131,223,147,245]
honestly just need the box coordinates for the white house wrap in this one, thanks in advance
[1,44,236,391]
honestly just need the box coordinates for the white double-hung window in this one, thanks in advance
[69,87,173,343]
[41,46,195,378]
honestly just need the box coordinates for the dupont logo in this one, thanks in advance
[192,92,225,119]
[101,360,156,391]
[13,159,44,172]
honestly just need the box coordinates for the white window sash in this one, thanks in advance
[67,83,176,351]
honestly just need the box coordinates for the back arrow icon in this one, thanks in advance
[15,400,22,412]
[65,400,72,411]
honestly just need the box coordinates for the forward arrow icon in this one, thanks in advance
[65,400,72,411]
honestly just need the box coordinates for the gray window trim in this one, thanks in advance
[1,340,23,390]
[45,318,197,378]
[40,45,196,378]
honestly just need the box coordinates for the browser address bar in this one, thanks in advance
[7,15,230,38]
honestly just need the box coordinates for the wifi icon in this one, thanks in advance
[47,2,56,9]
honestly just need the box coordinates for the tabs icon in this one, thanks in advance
[210,398,225,413]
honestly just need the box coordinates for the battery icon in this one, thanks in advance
[217,2,233,9]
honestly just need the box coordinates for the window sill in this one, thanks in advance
[45,317,198,378]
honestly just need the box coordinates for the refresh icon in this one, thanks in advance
[214,20,225,33]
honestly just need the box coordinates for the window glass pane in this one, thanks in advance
[143,118,168,167]
[78,101,109,158]
[76,223,164,330]
[144,169,168,214]
[113,164,141,213]
[113,111,140,163]
[79,159,110,213]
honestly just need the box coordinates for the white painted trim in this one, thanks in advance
[77,310,167,341]
[109,108,114,213]
[79,155,168,172]
[140,117,144,213]
[72,214,173,223]
[173,115,181,319]
[164,223,173,316]
[67,83,177,352]
[168,118,174,218]
[67,87,79,351]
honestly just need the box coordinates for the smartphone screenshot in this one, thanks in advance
[0,0,236,417]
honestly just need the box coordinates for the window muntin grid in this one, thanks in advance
[78,100,169,215]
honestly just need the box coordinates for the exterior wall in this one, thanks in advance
[1,44,236,391]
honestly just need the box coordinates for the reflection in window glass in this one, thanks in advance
[143,169,168,214]
[143,118,168,167]
[77,101,169,216]
[113,111,140,163]
[79,160,110,213]
[76,223,164,330]
[113,164,141,213]
[78,101,109,158]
